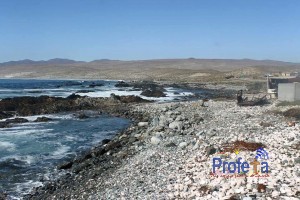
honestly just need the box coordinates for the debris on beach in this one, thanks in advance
[237,90,269,106]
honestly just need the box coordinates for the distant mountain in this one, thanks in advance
[90,59,120,63]
[0,59,37,66]
[1,58,300,81]
[0,58,298,68]
[46,58,84,65]
[0,58,83,67]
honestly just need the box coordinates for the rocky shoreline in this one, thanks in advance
[3,81,298,200]
[8,97,296,200]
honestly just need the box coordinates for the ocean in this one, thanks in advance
[0,79,195,199]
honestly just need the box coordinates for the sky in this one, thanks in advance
[0,0,300,63]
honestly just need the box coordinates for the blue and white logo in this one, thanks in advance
[255,148,269,160]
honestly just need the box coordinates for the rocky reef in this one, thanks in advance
[0,94,150,120]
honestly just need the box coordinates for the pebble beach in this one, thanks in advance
[27,99,300,200]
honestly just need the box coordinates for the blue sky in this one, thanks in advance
[0,0,299,62]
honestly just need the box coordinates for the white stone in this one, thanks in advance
[138,122,148,127]
[150,136,161,145]
[168,193,174,199]
[179,142,188,149]
[169,121,183,130]
[280,187,286,194]
[272,190,280,197]
[234,188,241,193]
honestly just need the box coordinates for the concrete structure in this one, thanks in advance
[278,82,300,102]
[266,76,300,99]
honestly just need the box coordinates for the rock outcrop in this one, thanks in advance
[0,95,149,118]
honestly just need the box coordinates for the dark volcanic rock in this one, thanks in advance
[75,90,94,93]
[0,96,77,115]
[104,141,122,151]
[119,95,151,103]
[67,93,81,99]
[0,111,14,120]
[5,118,29,124]
[34,117,52,122]
[122,81,168,98]
[141,89,166,97]
[58,161,73,170]
[27,90,43,94]
[0,95,145,119]
[76,113,89,119]
[115,81,130,87]
[102,139,111,145]
[110,93,150,103]
[0,122,10,128]
[88,82,104,88]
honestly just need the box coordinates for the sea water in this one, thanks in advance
[0,79,195,198]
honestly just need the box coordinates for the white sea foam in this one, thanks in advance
[65,135,78,141]
[10,113,74,122]
[0,155,36,165]
[77,89,141,98]
[23,88,64,91]
[77,87,194,102]
[0,141,16,151]
[50,145,71,159]
[0,128,53,136]
[14,180,43,198]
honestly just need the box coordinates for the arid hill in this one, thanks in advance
[1,58,300,82]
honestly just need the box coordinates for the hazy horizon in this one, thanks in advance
[1,57,300,64]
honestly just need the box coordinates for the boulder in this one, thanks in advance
[75,90,94,93]
[58,161,73,170]
[5,118,29,124]
[169,121,183,130]
[138,122,148,127]
[150,136,161,145]
[0,111,14,120]
[118,95,150,103]
[141,89,166,98]
[102,139,111,145]
[0,122,10,128]
[179,142,188,149]
[88,82,104,88]
[115,81,130,87]
[67,93,81,99]
[77,113,89,119]
[34,117,52,122]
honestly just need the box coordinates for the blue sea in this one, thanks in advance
[0,79,195,199]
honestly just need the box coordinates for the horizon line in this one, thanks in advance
[0,57,299,64]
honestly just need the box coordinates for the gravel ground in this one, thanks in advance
[25,99,300,200]
[94,100,300,200]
